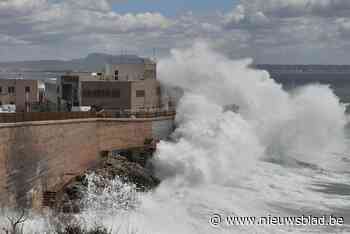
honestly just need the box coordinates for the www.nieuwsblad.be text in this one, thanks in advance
[209,214,345,227]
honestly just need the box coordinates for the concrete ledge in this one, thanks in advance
[98,115,175,122]
[0,115,175,128]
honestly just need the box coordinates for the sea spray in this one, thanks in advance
[81,173,140,214]
[62,42,350,233]
[2,42,350,234]
[157,42,347,169]
[153,93,263,186]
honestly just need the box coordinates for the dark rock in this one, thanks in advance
[55,150,160,213]
[64,182,86,201]
[98,156,160,190]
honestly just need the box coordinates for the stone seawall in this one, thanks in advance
[0,116,174,209]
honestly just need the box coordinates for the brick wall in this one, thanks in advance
[0,116,174,208]
[0,120,100,208]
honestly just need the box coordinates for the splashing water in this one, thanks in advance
[3,42,350,233]
[81,173,140,214]
[74,42,350,233]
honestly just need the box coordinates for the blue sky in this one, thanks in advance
[112,0,236,16]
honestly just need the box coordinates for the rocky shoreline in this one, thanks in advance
[55,150,160,213]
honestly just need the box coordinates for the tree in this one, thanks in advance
[2,208,28,234]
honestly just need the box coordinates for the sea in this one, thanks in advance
[1,43,350,233]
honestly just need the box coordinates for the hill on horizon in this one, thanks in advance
[0,53,145,72]
[1,54,350,73]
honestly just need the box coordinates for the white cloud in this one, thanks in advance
[1,0,350,63]
[224,4,270,28]
[227,0,350,20]
[336,18,350,37]
[0,0,48,15]
[64,0,112,12]
[0,33,28,45]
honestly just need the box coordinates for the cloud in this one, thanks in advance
[0,0,350,64]
[224,4,270,28]
[0,0,172,48]
[226,0,350,21]
[336,18,350,38]
[64,0,112,12]
[0,0,49,16]
[0,33,29,45]
[30,7,171,34]
[223,0,350,29]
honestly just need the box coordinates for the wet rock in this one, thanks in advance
[55,151,160,213]
[95,156,160,190]
[64,182,86,201]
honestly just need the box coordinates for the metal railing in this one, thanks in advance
[0,110,176,123]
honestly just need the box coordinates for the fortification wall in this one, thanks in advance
[0,116,174,208]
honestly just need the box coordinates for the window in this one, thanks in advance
[93,90,98,97]
[115,70,119,80]
[83,89,118,98]
[8,87,15,94]
[136,90,145,97]
[25,86,30,92]
[103,89,111,97]
[0,101,2,105]
[10,102,14,105]
[95,89,103,97]
[82,89,90,98]
[112,89,120,98]
[0,87,2,94]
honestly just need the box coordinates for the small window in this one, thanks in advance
[82,89,90,98]
[8,87,15,94]
[25,86,30,92]
[115,70,119,80]
[0,87,2,94]
[94,90,102,97]
[93,90,98,97]
[87,90,92,97]
[10,102,14,105]
[0,101,2,105]
[136,90,145,97]
[112,89,120,98]
[103,89,111,97]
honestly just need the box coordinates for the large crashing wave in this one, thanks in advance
[155,42,347,186]
[2,42,349,234]
[69,43,350,234]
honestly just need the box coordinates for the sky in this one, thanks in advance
[112,0,235,16]
[1,0,350,64]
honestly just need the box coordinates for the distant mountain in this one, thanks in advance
[3,54,349,74]
[0,53,144,72]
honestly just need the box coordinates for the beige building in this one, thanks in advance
[104,56,156,81]
[49,55,162,111]
[81,79,161,110]
[0,79,44,112]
